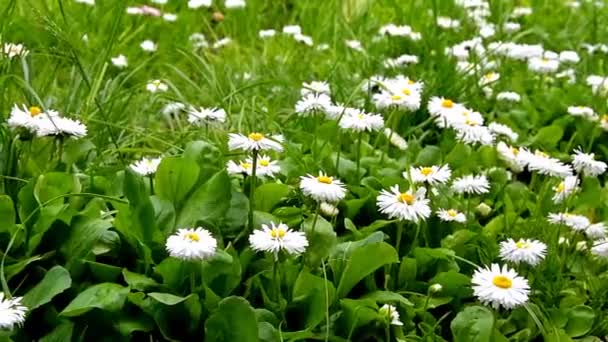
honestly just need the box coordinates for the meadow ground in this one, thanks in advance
[1,0,608,341]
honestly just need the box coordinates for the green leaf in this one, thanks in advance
[361,291,414,307]
[60,283,129,317]
[205,296,259,342]
[0,195,16,234]
[342,0,372,22]
[177,170,232,227]
[60,216,112,268]
[398,257,417,288]
[302,215,337,267]
[33,172,80,204]
[430,271,473,298]
[254,183,290,212]
[124,169,156,243]
[338,298,379,332]
[155,157,200,206]
[22,266,71,310]
[336,242,398,298]
[149,292,191,305]
[415,145,442,166]
[39,321,74,342]
[122,269,159,291]
[114,315,155,336]
[451,306,495,342]
[532,125,563,149]
[292,269,336,329]
[445,144,472,170]
[565,305,595,337]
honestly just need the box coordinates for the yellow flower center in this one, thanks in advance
[153,80,162,86]
[408,79,415,84]
[184,232,200,242]
[447,209,458,217]
[317,176,333,184]
[420,167,434,176]
[259,159,270,167]
[492,275,513,289]
[556,182,565,193]
[357,113,365,120]
[402,88,411,95]
[391,95,402,100]
[602,114,608,122]
[535,151,548,158]
[542,58,549,63]
[484,72,495,79]
[465,119,478,126]
[270,228,286,238]
[248,132,264,141]
[442,99,454,108]
[29,106,42,117]
[398,192,415,205]
[515,241,530,249]
[511,147,519,156]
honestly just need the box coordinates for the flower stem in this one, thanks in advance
[395,221,404,256]
[148,175,155,195]
[310,202,321,236]
[355,131,363,181]
[273,258,281,305]
[321,259,330,342]
[248,150,259,232]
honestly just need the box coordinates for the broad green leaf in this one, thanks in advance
[336,242,398,298]
[254,183,290,212]
[565,305,595,337]
[33,172,80,205]
[124,169,156,243]
[122,269,159,291]
[430,271,472,298]
[445,144,471,170]
[398,257,417,288]
[415,145,442,166]
[60,283,129,317]
[155,257,186,290]
[338,298,378,332]
[302,215,337,267]
[114,315,155,336]
[205,296,258,342]
[258,322,279,342]
[28,203,72,254]
[149,292,190,305]
[39,321,74,342]
[177,170,231,227]
[60,216,112,268]
[533,125,563,149]
[292,269,336,329]
[451,306,494,342]
[155,157,200,206]
[22,266,71,310]
[362,291,414,307]
[0,195,15,234]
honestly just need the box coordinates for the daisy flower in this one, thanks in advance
[496,91,521,102]
[345,39,364,52]
[338,109,384,132]
[559,51,580,64]
[479,71,500,87]
[548,212,590,231]
[0,293,27,329]
[188,0,211,8]
[452,174,490,195]
[453,121,494,145]
[130,157,162,176]
[36,116,88,138]
[488,122,518,142]
[372,88,421,111]
[518,149,573,178]
[140,40,157,52]
[259,29,276,38]
[591,239,608,258]
[437,16,461,29]
[571,149,607,176]
[111,54,128,68]
[282,25,302,36]
[165,227,217,261]
[227,132,283,152]
[300,173,346,202]
[383,128,408,150]
[319,202,339,217]
[161,102,186,116]
[496,142,524,172]
[187,107,226,124]
[408,165,452,185]
[528,57,559,74]
[293,34,313,46]
[3,43,29,58]
[225,0,246,8]
[552,176,579,203]
[379,304,403,326]
[585,222,607,240]
[7,104,47,133]
[146,80,168,93]
[567,106,597,120]
[601,115,608,131]
[427,97,466,123]
[499,239,547,266]
[212,37,232,49]
[376,186,431,223]
[301,81,331,96]
[249,222,308,256]
[471,264,530,310]
[295,93,332,115]
[437,208,466,223]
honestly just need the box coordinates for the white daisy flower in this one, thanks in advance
[188,0,211,8]
[437,16,461,29]
[162,13,178,22]
[3,43,29,58]
[488,122,518,142]
[227,132,283,152]
[282,25,302,36]
[254,155,281,177]
[601,115,608,131]
[453,121,494,145]
[293,34,313,46]
[36,116,88,139]
[7,104,47,133]
[338,108,384,132]
[295,93,332,115]
[189,33,209,48]
[496,91,521,102]
[379,304,403,326]
[437,208,466,223]
[300,173,347,202]
[0,293,27,329]
[552,176,579,203]
[499,239,547,266]
[111,54,128,68]
[301,81,330,96]
[345,39,364,52]
[572,149,607,176]
[383,128,408,150]
[518,149,573,178]
[130,157,162,176]
[373,88,421,111]
[376,186,431,223]
[249,222,308,256]
[479,72,500,87]
[512,6,532,17]
[319,202,339,217]
[146,80,168,93]
[225,0,245,8]
[503,22,521,33]
[383,54,419,68]
[567,106,597,120]
[559,51,580,63]
[528,57,559,74]
[259,29,276,39]
[427,97,466,124]
[585,223,607,240]
[547,212,590,231]
[212,37,232,49]
[166,227,217,261]
[187,106,226,125]
[591,239,608,258]
[452,174,490,195]
[161,102,186,116]
[471,263,530,310]
[408,165,452,185]
[140,40,157,52]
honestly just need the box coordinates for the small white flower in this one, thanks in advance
[429,284,443,293]
[488,122,518,142]
[187,106,226,124]
[162,13,178,22]
[111,54,128,68]
[518,149,573,178]
[228,132,283,152]
[379,304,403,326]
[437,16,461,29]
[7,104,47,133]
[452,174,490,195]
[338,108,384,132]
[300,173,347,203]
[225,0,246,8]
[471,264,530,310]
[130,157,162,176]
[188,0,212,8]
[528,57,559,74]
[591,239,608,258]
[548,212,590,232]
[383,128,408,150]
[301,81,331,96]
[345,39,364,52]
[479,72,500,87]
[36,115,88,138]
[496,91,521,102]
[190,33,209,48]
[0,293,27,329]
[161,102,186,116]
[503,22,521,33]
[320,202,339,217]
[476,203,492,216]
[259,29,276,39]
[453,121,494,146]
[437,208,466,223]
[512,6,532,17]
[212,37,232,49]
[140,40,157,52]
[552,176,579,203]
[3,43,29,58]
[151,0,167,4]
[408,165,452,185]
[567,106,597,120]
[572,149,607,177]
[146,80,168,93]
[499,239,547,266]
[166,227,217,261]
[585,223,607,240]
[75,0,95,5]
[295,93,332,115]
[559,51,580,63]
[293,34,313,46]
[377,186,431,223]
[249,222,308,256]
[282,25,302,36]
